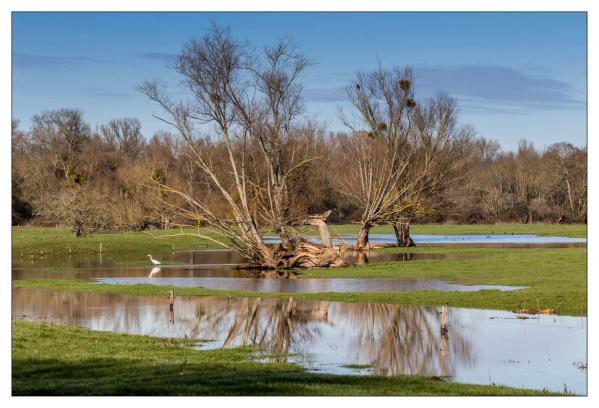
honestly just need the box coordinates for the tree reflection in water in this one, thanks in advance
[13,288,472,377]
[336,302,472,376]
[200,298,472,377]
[191,297,328,358]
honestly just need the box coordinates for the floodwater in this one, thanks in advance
[12,234,586,393]
[13,249,525,294]
[96,276,526,293]
[265,234,587,247]
[12,288,587,394]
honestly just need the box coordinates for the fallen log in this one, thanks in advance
[512,309,557,315]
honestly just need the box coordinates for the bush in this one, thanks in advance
[36,188,114,237]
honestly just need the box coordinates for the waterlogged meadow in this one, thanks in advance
[11,225,587,395]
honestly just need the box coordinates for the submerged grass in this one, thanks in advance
[12,320,558,396]
[342,364,374,370]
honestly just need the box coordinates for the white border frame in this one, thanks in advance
[1,2,595,407]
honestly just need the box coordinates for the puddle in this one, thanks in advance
[12,288,587,394]
[96,276,526,293]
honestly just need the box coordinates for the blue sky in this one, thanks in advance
[12,12,587,150]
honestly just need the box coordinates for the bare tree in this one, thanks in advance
[137,25,343,268]
[30,109,91,182]
[36,187,113,236]
[338,66,423,250]
[390,94,471,246]
[99,118,145,161]
[338,65,471,249]
[544,143,587,222]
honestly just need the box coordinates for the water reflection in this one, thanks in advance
[338,302,469,377]
[12,289,466,376]
[149,266,161,278]
[12,288,586,394]
[341,251,466,265]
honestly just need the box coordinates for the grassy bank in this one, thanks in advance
[12,320,556,396]
[11,226,222,258]
[12,223,586,258]
[14,246,587,315]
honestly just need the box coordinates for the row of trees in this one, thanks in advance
[11,25,587,267]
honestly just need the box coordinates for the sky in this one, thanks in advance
[12,12,587,151]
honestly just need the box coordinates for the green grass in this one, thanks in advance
[12,226,223,258]
[12,223,586,258]
[342,364,374,370]
[12,320,558,396]
[14,246,587,315]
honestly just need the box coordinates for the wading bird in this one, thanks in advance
[147,254,161,266]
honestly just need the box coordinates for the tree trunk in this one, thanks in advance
[566,178,574,214]
[356,223,371,251]
[315,221,333,248]
[256,244,277,268]
[297,210,333,248]
[393,221,415,247]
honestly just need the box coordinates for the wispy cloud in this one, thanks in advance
[13,53,101,68]
[415,65,584,110]
[303,87,347,102]
[136,52,177,62]
[85,87,135,98]
[304,65,585,112]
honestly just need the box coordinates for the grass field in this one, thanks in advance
[12,223,586,258]
[11,226,222,258]
[12,320,558,396]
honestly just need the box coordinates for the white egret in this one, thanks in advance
[147,254,161,266]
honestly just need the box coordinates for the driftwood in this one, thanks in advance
[513,309,557,315]
[274,238,346,269]
[255,209,345,269]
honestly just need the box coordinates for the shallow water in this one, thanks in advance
[12,249,463,275]
[265,234,587,247]
[96,276,526,293]
[12,288,587,394]
[14,248,524,294]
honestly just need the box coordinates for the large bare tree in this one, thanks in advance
[138,25,343,268]
[389,94,471,246]
[338,66,469,249]
[338,66,420,250]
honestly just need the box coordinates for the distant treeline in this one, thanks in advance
[11,110,586,232]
